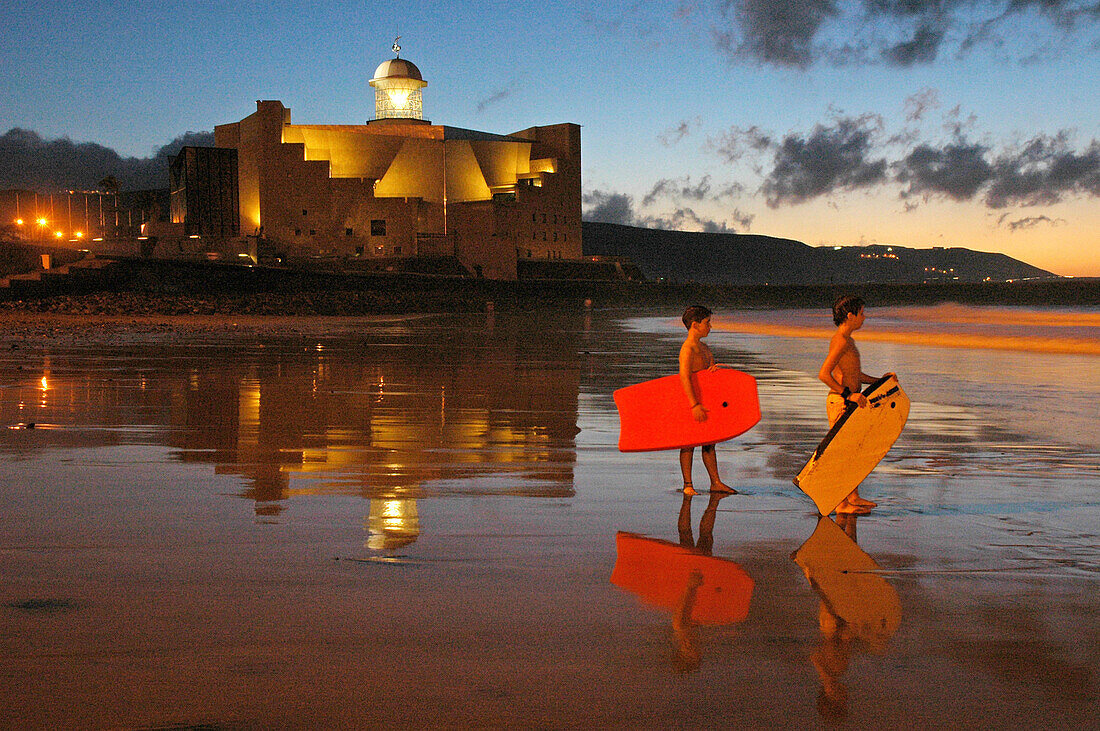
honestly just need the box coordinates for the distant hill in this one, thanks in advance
[581,221,1056,285]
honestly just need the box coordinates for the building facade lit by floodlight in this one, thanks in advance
[166,46,581,280]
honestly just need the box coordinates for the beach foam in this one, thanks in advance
[711,304,1100,355]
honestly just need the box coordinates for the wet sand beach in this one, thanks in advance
[1,306,1098,728]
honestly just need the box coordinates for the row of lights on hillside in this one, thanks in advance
[12,218,97,242]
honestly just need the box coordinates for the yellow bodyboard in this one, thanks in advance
[794,375,909,515]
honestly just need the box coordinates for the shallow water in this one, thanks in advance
[1,307,1097,728]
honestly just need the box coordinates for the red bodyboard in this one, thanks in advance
[610,532,754,625]
[613,369,760,452]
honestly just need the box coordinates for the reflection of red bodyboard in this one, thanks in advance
[614,369,760,452]
[610,532,754,625]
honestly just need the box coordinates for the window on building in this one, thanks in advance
[310,229,316,236]
[531,213,537,223]
[302,209,308,216]
[294,228,301,236]
[371,219,386,236]
[394,246,402,255]
[346,228,353,236]
[355,246,364,256]
[526,249,532,258]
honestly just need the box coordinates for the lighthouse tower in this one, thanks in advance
[369,39,428,121]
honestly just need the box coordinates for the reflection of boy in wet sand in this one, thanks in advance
[810,512,859,720]
[677,490,727,556]
[671,491,731,671]
[812,603,854,721]
[679,305,735,495]
[797,512,901,720]
[817,295,888,514]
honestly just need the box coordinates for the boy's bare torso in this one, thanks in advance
[830,334,862,392]
[682,340,715,373]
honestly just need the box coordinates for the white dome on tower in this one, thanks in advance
[369,41,427,120]
[371,57,424,83]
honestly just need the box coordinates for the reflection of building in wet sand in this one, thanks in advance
[167,337,581,515]
[367,498,419,550]
[1,323,584,520]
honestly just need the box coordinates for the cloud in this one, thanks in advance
[638,207,739,233]
[582,189,752,232]
[476,89,511,113]
[642,174,714,206]
[985,135,1100,207]
[716,181,747,198]
[759,116,889,206]
[582,190,637,226]
[580,1,678,46]
[708,125,773,164]
[942,104,980,137]
[712,105,1100,212]
[896,139,995,201]
[903,88,941,122]
[641,174,747,208]
[0,128,214,192]
[883,22,948,66]
[997,213,1067,231]
[154,131,216,159]
[658,118,701,146]
[703,0,1100,68]
[895,132,1100,207]
[713,0,839,68]
[708,100,1100,213]
[730,207,756,230]
[1006,0,1100,28]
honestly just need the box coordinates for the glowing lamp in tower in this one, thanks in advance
[369,40,427,120]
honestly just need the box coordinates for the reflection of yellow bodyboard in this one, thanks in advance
[794,374,910,515]
[792,517,901,650]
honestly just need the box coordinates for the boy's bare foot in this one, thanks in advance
[849,495,877,507]
[835,500,871,515]
[709,482,737,494]
[683,482,698,496]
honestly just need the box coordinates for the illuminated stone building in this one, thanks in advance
[202,49,581,279]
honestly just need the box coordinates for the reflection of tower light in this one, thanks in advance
[238,379,261,457]
[366,498,420,550]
